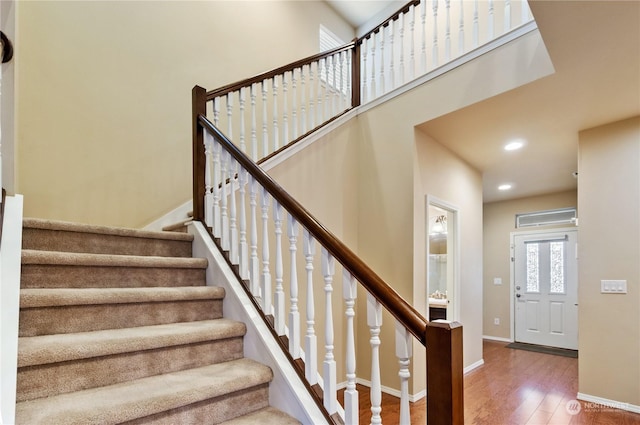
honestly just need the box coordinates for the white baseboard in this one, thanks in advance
[482,335,513,343]
[577,392,640,414]
[143,200,192,231]
[355,378,426,402]
[464,359,484,374]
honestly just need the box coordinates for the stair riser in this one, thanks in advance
[122,384,270,425]
[19,300,223,336]
[21,265,206,288]
[17,338,244,402]
[23,228,193,257]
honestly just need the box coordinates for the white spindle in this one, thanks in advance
[273,201,285,335]
[249,176,260,297]
[521,0,530,24]
[261,187,272,313]
[239,88,246,152]
[229,158,239,264]
[488,0,495,40]
[220,149,230,251]
[318,58,326,124]
[309,62,315,129]
[473,0,479,47]
[213,97,220,127]
[459,0,465,55]
[398,13,405,85]
[272,76,279,150]
[445,0,451,61]
[239,166,249,280]
[288,215,300,358]
[361,38,369,103]
[262,81,269,158]
[504,0,512,31]
[370,35,377,99]
[250,84,258,160]
[379,29,385,94]
[292,69,298,139]
[409,5,416,79]
[343,270,358,425]
[338,52,345,111]
[322,248,337,414]
[282,73,289,146]
[331,54,338,116]
[212,139,221,238]
[324,57,331,120]
[227,92,234,142]
[300,66,307,134]
[420,0,427,74]
[368,293,383,425]
[303,229,318,385]
[345,52,352,107]
[203,132,214,228]
[432,0,440,67]
[396,321,413,425]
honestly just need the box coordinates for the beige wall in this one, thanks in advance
[15,1,353,227]
[578,116,639,406]
[483,190,577,339]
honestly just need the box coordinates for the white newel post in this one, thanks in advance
[367,293,383,425]
[273,201,285,335]
[249,177,260,297]
[321,248,337,414]
[343,270,358,425]
[303,229,318,385]
[396,321,413,425]
[288,215,301,358]
[260,187,272,313]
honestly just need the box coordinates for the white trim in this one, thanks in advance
[463,359,485,375]
[482,335,513,343]
[142,199,192,231]
[355,378,426,403]
[577,393,640,415]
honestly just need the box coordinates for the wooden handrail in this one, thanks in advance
[196,110,429,345]
[206,42,356,101]
[357,0,421,43]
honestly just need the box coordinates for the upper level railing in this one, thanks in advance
[204,0,533,163]
[193,87,463,424]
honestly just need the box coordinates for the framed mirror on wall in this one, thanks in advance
[426,197,459,322]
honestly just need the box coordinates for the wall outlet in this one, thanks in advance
[494,318,500,325]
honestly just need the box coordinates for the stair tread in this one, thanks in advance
[23,217,194,242]
[15,358,273,425]
[18,319,246,367]
[22,249,207,268]
[21,286,224,308]
[219,407,301,425]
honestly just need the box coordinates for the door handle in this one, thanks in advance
[1,31,14,64]
[516,294,521,298]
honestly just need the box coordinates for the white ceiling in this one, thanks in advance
[328,0,640,203]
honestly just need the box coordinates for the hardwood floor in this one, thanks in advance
[339,340,640,424]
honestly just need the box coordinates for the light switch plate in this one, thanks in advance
[494,277,502,285]
[601,280,627,294]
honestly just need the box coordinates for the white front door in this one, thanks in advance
[514,230,578,350]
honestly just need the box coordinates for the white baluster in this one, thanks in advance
[203,132,214,229]
[345,52,352,107]
[250,84,258,160]
[488,0,495,40]
[320,58,328,122]
[229,158,239,265]
[325,57,331,120]
[283,72,289,146]
[409,4,416,79]
[288,215,300,358]
[212,139,221,238]
[227,92,233,142]
[473,0,479,47]
[273,200,285,335]
[338,52,345,111]
[445,0,451,61]
[239,166,249,280]
[292,68,298,139]
[300,65,307,134]
[420,0,427,74]
[369,35,377,99]
[303,229,317,385]
[368,293,383,425]
[309,62,315,129]
[343,270,358,425]
[331,54,338,115]
[249,176,260,297]
[361,38,369,103]
[261,187,272,313]
[272,76,279,151]
[239,88,246,152]
[521,0,530,24]
[396,321,413,425]
[398,12,405,85]
[379,29,386,94]
[220,149,230,251]
[322,248,337,414]
[504,0,512,31]
[213,97,220,127]
[262,80,269,158]
[432,0,440,67]
[459,0,465,55]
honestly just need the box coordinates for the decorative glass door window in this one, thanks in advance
[526,243,539,293]
[550,241,565,294]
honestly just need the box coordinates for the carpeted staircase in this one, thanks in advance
[15,218,300,424]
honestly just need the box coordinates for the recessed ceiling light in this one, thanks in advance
[498,184,512,191]
[504,140,525,151]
